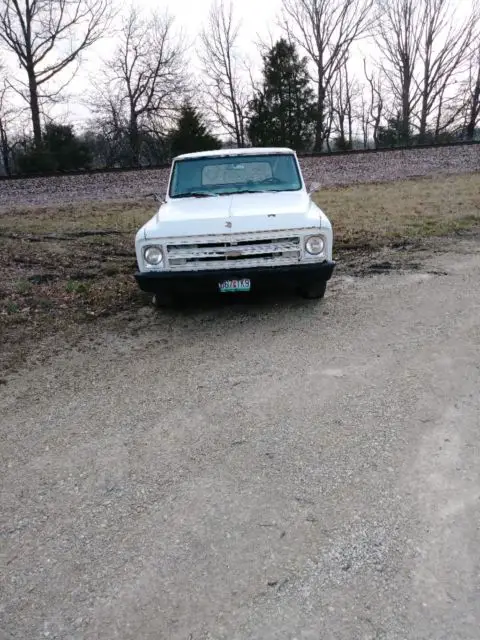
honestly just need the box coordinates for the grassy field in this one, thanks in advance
[1,172,479,370]
[315,172,480,247]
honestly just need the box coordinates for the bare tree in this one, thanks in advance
[199,0,249,147]
[322,88,336,152]
[0,74,11,173]
[331,58,355,149]
[93,8,187,166]
[363,59,384,148]
[0,0,113,147]
[465,44,480,140]
[358,94,369,148]
[87,100,129,168]
[375,0,423,143]
[375,0,478,143]
[432,80,470,138]
[416,0,478,141]
[281,0,374,151]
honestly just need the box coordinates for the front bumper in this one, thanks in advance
[135,261,335,295]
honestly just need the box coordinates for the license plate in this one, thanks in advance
[218,278,251,293]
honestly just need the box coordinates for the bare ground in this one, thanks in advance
[1,236,480,639]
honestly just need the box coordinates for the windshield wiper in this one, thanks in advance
[219,189,270,195]
[172,191,219,198]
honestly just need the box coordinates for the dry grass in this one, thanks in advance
[2,172,477,240]
[0,200,156,373]
[1,172,479,372]
[0,199,152,234]
[314,172,480,248]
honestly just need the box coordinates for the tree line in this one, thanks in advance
[0,0,479,174]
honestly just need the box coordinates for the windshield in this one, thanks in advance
[169,153,302,198]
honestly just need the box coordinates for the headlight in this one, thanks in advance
[305,235,325,255]
[144,246,163,265]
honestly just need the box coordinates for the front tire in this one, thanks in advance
[299,280,327,300]
[152,292,174,308]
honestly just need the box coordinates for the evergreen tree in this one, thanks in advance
[43,123,92,170]
[377,113,411,148]
[170,104,221,156]
[247,39,316,150]
[17,123,92,174]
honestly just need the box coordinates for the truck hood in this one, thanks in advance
[141,191,326,239]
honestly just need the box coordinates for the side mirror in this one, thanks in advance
[308,182,321,195]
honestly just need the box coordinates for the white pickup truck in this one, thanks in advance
[135,147,335,305]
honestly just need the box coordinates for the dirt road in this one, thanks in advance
[2,238,480,640]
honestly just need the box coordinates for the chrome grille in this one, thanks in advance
[166,234,301,270]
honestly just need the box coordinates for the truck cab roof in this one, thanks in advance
[173,147,296,161]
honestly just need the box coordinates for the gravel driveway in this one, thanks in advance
[2,238,480,639]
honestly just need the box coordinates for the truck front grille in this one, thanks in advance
[166,234,301,270]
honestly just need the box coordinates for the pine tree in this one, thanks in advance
[377,113,406,148]
[17,123,92,173]
[170,104,221,156]
[247,39,316,150]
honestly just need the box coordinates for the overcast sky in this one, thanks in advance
[64,0,283,127]
[6,0,472,130]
